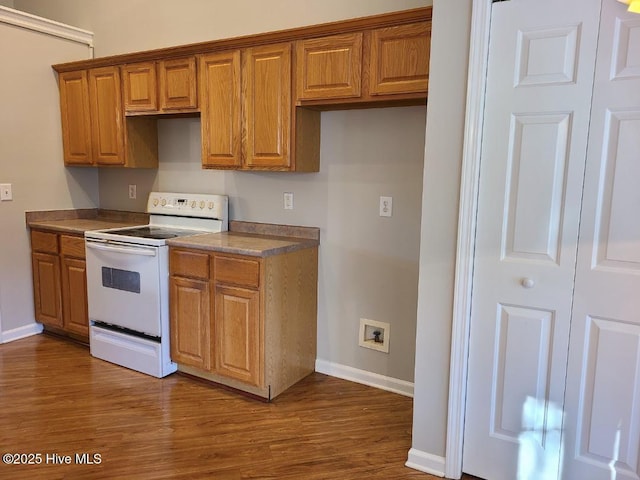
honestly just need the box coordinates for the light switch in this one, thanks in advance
[0,184,12,201]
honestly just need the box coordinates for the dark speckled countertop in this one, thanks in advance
[26,212,319,257]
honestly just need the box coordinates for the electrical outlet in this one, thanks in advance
[284,192,294,210]
[128,184,137,200]
[0,183,12,201]
[358,318,390,353]
[379,196,392,217]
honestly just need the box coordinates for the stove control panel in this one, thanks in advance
[147,192,228,220]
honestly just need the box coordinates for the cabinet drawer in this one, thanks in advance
[170,249,210,280]
[214,255,260,288]
[60,235,86,259]
[31,230,59,254]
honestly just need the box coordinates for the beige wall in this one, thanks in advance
[0,20,98,337]
[12,0,431,384]
[0,1,14,7]
[9,0,469,466]
[411,0,471,461]
[13,0,430,57]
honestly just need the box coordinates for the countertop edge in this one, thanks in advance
[166,233,319,257]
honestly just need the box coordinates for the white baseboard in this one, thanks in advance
[1,323,43,344]
[315,358,414,397]
[405,448,446,477]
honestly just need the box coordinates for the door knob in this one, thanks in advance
[521,277,535,289]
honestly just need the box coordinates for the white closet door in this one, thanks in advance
[562,2,640,479]
[462,1,601,478]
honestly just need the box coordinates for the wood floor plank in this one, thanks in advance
[0,335,473,479]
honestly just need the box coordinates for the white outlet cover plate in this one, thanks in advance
[0,183,12,201]
[379,196,392,217]
[359,318,390,353]
[284,192,294,210]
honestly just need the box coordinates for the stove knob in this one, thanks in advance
[191,200,196,208]
[161,199,167,206]
[153,198,159,206]
[208,201,214,210]
[199,200,205,209]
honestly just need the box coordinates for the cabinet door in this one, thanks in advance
[122,62,158,113]
[213,285,262,387]
[170,276,211,370]
[32,252,63,328]
[61,257,88,337]
[199,51,242,168]
[369,22,430,96]
[58,70,92,165]
[158,57,198,111]
[295,33,363,100]
[243,43,291,170]
[88,66,125,165]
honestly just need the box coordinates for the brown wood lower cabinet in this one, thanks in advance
[31,230,89,342]
[169,247,318,400]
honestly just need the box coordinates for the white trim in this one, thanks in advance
[446,0,493,478]
[405,448,446,477]
[1,322,43,344]
[315,359,414,397]
[0,5,93,47]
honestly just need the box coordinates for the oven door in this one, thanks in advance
[85,239,163,337]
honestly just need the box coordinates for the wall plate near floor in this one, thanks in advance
[359,318,390,353]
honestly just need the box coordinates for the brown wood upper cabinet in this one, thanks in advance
[122,62,157,112]
[295,21,430,104]
[54,7,431,170]
[59,66,159,167]
[123,57,198,114]
[88,67,125,165]
[295,33,363,100]
[369,22,430,96]
[200,44,319,172]
[58,70,92,165]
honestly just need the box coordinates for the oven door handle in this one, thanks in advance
[86,241,157,257]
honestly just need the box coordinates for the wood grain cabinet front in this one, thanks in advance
[199,45,320,172]
[169,247,318,400]
[88,66,125,166]
[158,57,198,111]
[122,62,158,112]
[294,21,430,107]
[58,70,92,165]
[169,248,211,370]
[123,57,198,114]
[295,33,363,100]
[58,66,159,168]
[31,230,89,342]
[369,22,430,96]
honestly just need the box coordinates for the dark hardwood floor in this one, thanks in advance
[0,334,477,480]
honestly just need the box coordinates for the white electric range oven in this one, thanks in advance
[84,192,228,378]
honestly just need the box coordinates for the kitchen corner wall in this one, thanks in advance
[99,107,426,382]
[0,15,98,340]
[11,0,431,383]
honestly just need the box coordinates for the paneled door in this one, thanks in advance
[462,0,601,478]
[561,3,640,479]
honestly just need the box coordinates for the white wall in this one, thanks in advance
[0,14,98,340]
[410,0,472,466]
